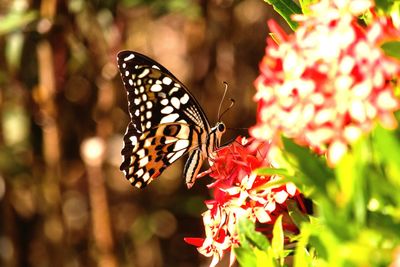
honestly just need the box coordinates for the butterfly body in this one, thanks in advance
[117,51,225,188]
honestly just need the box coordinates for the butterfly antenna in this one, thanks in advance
[217,82,229,122]
[218,98,235,121]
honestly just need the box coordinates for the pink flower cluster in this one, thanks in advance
[251,0,400,165]
[185,137,301,266]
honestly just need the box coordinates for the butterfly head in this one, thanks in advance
[209,121,226,150]
[217,122,226,134]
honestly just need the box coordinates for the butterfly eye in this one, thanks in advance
[218,123,226,133]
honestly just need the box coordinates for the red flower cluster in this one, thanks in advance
[251,0,400,165]
[185,137,301,266]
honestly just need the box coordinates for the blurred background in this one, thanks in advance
[0,0,287,266]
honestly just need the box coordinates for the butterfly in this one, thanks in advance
[117,51,226,189]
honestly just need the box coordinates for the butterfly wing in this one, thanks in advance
[117,51,211,188]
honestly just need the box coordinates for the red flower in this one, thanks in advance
[251,0,400,165]
[185,137,302,266]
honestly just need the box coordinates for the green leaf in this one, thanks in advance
[375,0,400,15]
[381,41,400,60]
[372,125,400,187]
[253,169,298,191]
[255,167,292,177]
[373,125,400,167]
[235,218,272,266]
[299,0,318,14]
[234,246,257,267]
[287,199,310,228]
[293,224,315,267]
[255,248,276,267]
[272,215,284,265]
[335,150,358,208]
[282,137,334,194]
[237,218,270,251]
[348,140,368,226]
[263,0,302,30]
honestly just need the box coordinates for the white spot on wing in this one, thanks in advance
[146,111,152,119]
[125,70,129,76]
[162,77,172,85]
[122,63,126,68]
[146,101,153,109]
[139,156,149,167]
[136,168,144,177]
[135,109,140,116]
[129,79,133,86]
[137,149,145,158]
[129,136,137,146]
[160,99,169,105]
[160,113,179,124]
[142,172,150,182]
[165,137,176,144]
[123,54,135,61]
[138,69,150,78]
[171,97,180,109]
[174,140,189,151]
[168,150,185,163]
[180,94,189,104]
[161,106,174,114]
[176,125,191,139]
[146,121,151,129]
[144,138,152,147]
[150,84,162,92]
[134,98,141,105]
[169,87,179,95]
[152,65,160,70]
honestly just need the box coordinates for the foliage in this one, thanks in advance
[228,0,400,266]
[234,125,400,266]
[263,0,301,30]
[0,0,266,266]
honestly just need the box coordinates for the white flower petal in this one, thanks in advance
[275,190,289,204]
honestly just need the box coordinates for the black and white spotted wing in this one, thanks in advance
[117,51,226,189]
